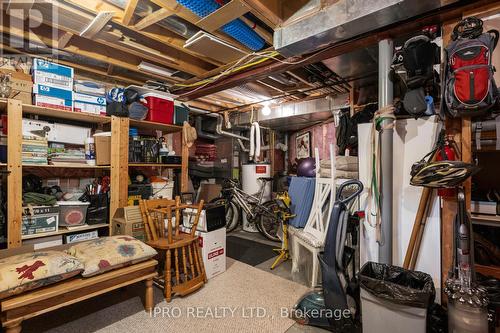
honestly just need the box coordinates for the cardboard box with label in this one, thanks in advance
[0,69,33,105]
[180,225,226,279]
[112,206,145,241]
[94,132,111,165]
[21,205,59,236]
[74,92,107,115]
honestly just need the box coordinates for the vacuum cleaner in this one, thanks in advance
[292,179,363,332]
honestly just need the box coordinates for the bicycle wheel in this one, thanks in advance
[258,200,282,242]
[210,198,239,232]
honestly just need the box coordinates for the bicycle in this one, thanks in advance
[210,178,285,241]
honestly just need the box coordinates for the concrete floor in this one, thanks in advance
[228,229,329,333]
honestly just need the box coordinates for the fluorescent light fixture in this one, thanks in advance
[138,61,175,77]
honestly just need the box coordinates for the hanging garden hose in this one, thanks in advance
[366,105,395,244]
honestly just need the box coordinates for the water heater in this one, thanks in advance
[241,163,271,232]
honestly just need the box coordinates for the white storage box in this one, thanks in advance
[151,181,174,199]
[33,58,74,78]
[180,226,226,279]
[74,80,106,96]
[74,101,106,115]
[57,201,90,226]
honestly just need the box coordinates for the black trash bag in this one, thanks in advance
[359,261,435,308]
[427,303,447,333]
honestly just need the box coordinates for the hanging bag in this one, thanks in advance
[444,17,499,117]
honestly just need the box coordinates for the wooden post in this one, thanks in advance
[181,129,189,193]
[110,116,129,234]
[7,99,22,248]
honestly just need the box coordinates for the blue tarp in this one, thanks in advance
[288,177,315,228]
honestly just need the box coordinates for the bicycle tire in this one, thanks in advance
[210,197,239,232]
[258,200,281,242]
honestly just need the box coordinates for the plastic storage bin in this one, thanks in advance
[143,92,174,124]
[359,262,435,333]
[57,201,90,226]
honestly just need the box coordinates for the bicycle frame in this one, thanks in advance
[223,178,271,221]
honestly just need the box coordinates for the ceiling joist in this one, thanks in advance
[196,0,250,32]
[122,0,139,26]
[134,8,173,31]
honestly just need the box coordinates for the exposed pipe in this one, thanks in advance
[195,116,220,140]
[378,38,394,265]
[284,133,289,173]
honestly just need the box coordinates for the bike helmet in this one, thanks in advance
[410,160,478,188]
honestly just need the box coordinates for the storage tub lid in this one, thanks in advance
[57,201,90,206]
[142,92,174,101]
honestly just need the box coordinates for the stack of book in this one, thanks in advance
[48,143,86,166]
[22,135,48,165]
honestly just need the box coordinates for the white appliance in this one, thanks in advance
[241,163,271,232]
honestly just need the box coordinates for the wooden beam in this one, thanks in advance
[240,0,282,28]
[7,99,22,248]
[134,8,173,31]
[110,116,130,224]
[122,0,139,25]
[58,32,73,49]
[196,0,250,32]
[6,0,35,19]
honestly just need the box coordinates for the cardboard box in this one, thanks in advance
[198,183,222,203]
[74,92,106,105]
[33,58,74,78]
[34,94,73,111]
[0,69,33,104]
[74,101,106,115]
[65,230,98,243]
[94,133,111,165]
[112,206,145,241]
[33,83,73,100]
[180,226,226,279]
[33,70,73,90]
[22,205,59,236]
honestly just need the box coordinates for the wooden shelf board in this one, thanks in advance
[471,214,500,226]
[22,164,110,169]
[476,264,500,280]
[128,163,181,168]
[129,119,182,133]
[22,223,110,240]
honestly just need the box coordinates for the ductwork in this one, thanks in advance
[274,0,461,57]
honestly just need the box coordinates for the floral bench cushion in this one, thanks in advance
[66,236,157,277]
[0,251,83,299]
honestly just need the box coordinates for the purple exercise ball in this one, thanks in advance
[297,157,316,177]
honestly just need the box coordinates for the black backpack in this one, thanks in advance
[391,34,440,118]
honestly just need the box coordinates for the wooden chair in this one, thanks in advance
[140,197,206,302]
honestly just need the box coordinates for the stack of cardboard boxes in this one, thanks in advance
[32,58,74,111]
[74,80,107,115]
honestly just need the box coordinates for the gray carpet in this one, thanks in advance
[39,258,309,333]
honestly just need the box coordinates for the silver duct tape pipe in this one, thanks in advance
[378,39,394,265]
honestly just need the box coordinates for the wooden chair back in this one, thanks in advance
[140,197,178,242]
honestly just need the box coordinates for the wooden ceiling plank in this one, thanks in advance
[134,8,173,31]
[58,32,73,49]
[6,0,35,19]
[122,0,139,26]
[196,0,250,32]
[240,0,282,28]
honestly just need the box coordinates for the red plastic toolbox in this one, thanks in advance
[143,93,174,124]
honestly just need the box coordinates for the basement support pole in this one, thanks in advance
[378,38,394,264]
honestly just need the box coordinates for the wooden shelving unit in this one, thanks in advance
[3,99,188,249]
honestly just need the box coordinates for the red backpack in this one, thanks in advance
[444,17,499,117]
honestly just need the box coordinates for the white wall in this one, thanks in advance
[358,116,441,302]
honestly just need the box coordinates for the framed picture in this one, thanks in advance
[296,132,311,159]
